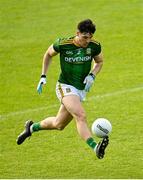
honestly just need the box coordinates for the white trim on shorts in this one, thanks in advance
[56,82,86,102]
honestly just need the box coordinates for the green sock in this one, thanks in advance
[32,122,42,132]
[86,137,97,149]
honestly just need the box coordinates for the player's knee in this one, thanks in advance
[53,120,65,130]
[57,125,65,130]
[56,124,65,130]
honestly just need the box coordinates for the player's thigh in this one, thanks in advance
[62,95,86,119]
[55,104,73,128]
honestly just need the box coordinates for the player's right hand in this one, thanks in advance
[37,75,46,94]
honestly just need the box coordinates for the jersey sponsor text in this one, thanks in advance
[65,56,91,63]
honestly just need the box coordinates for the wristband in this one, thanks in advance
[41,74,46,78]
[89,73,95,80]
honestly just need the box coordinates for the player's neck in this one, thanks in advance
[73,36,81,47]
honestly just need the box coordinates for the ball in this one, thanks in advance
[91,118,112,138]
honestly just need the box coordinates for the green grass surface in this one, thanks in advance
[0,0,143,178]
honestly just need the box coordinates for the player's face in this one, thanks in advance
[77,32,93,47]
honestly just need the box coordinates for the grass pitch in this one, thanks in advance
[0,0,143,178]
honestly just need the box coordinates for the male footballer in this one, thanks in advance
[17,19,109,159]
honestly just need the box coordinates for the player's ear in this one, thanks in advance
[76,31,80,36]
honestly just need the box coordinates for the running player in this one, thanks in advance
[17,19,109,159]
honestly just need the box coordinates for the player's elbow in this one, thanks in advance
[99,60,103,67]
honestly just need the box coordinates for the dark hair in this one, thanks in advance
[77,19,96,34]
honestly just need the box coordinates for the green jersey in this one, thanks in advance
[53,36,101,90]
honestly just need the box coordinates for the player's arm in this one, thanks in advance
[91,52,103,76]
[37,45,58,94]
[42,44,58,75]
[83,52,103,92]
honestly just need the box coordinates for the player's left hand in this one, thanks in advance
[83,73,95,92]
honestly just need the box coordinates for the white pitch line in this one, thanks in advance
[0,85,143,120]
[0,104,59,120]
[88,85,143,101]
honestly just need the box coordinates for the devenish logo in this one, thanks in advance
[65,56,91,63]
[97,124,109,134]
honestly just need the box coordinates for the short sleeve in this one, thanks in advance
[53,38,61,53]
[92,42,101,56]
